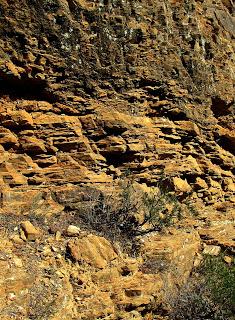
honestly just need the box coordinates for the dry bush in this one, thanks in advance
[78,179,183,254]
[168,279,226,320]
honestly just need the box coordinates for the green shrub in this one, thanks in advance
[201,255,235,316]
[139,187,182,234]
[168,255,235,320]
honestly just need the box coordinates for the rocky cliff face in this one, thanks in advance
[0,0,234,319]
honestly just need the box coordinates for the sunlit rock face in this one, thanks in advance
[0,0,234,214]
[0,1,234,319]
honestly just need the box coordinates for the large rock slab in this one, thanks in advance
[67,234,118,268]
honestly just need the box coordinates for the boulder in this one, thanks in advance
[67,234,117,268]
[66,225,80,236]
[21,221,41,241]
[173,177,192,193]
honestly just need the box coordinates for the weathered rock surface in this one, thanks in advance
[67,234,118,268]
[0,0,234,318]
[0,228,201,319]
[0,0,234,216]
[21,220,41,240]
[66,224,80,236]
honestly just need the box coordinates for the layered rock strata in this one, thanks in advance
[0,0,234,318]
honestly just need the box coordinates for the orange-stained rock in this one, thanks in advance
[0,0,234,318]
[0,128,18,146]
[21,221,41,240]
[173,177,192,193]
[5,61,25,77]
[67,234,118,268]
[195,177,208,190]
[20,136,47,153]
[97,136,127,154]
[0,187,64,216]
[141,231,200,286]
[199,222,235,251]
[175,121,201,136]
[0,162,28,186]
[0,110,34,128]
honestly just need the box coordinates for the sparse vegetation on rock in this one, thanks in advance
[0,0,234,318]
[78,179,183,253]
[168,255,235,320]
